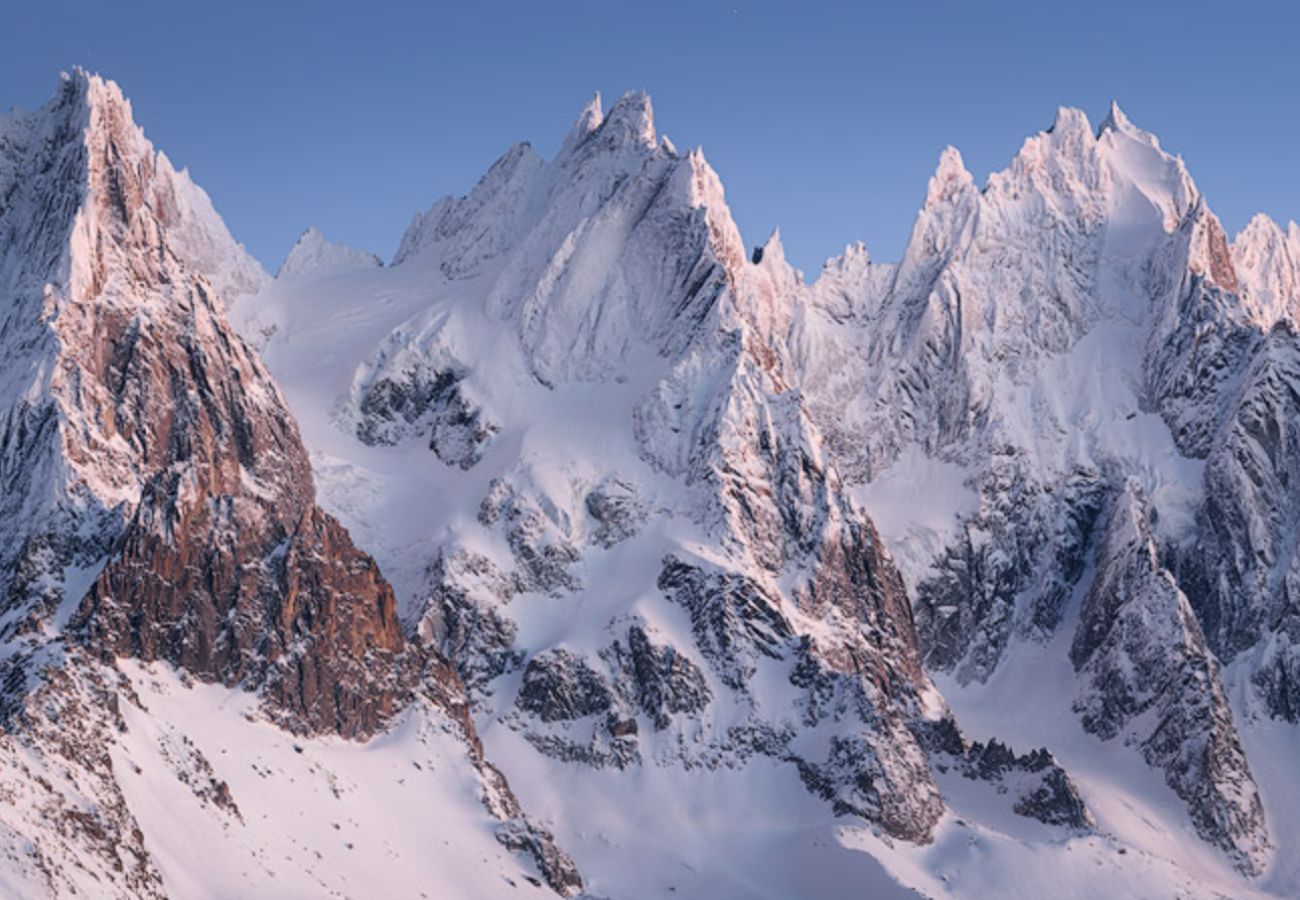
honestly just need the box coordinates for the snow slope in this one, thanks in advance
[112,660,556,900]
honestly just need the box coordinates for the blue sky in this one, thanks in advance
[4,0,1297,275]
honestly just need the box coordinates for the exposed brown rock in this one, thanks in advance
[38,77,411,739]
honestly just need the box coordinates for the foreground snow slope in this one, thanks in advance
[112,661,555,900]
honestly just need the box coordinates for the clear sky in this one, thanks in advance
[4,0,1297,276]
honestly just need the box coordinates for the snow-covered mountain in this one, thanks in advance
[277,226,382,279]
[0,70,578,898]
[3,70,1300,899]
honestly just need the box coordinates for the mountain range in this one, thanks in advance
[1,68,1298,899]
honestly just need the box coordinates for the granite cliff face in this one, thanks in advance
[1072,481,1269,872]
[1182,323,1300,724]
[0,70,410,738]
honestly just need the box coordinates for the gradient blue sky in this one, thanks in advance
[4,0,1297,275]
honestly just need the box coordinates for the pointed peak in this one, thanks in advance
[561,91,604,152]
[577,90,603,127]
[751,228,786,266]
[935,146,968,177]
[1240,212,1283,241]
[47,67,146,153]
[278,226,382,279]
[925,146,975,207]
[63,66,128,110]
[1048,106,1092,138]
[819,240,873,277]
[1094,102,1168,155]
[600,90,656,148]
[840,240,870,263]
[1097,100,1131,136]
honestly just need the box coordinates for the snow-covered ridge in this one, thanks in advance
[277,225,382,279]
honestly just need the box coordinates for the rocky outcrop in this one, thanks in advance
[421,549,525,693]
[1072,482,1269,874]
[961,739,1092,830]
[507,628,713,768]
[516,650,615,724]
[479,475,582,594]
[657,557,791,691]
[355,357,498,469]
[914,461,1109,683]
[584,478,648,548]
[601,625,711,731]
[922,721,1093,832]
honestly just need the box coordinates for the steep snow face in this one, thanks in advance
[109,661,563,900]
[277,226,382,279]
[0,656,567,900]
[387,91,745,386]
